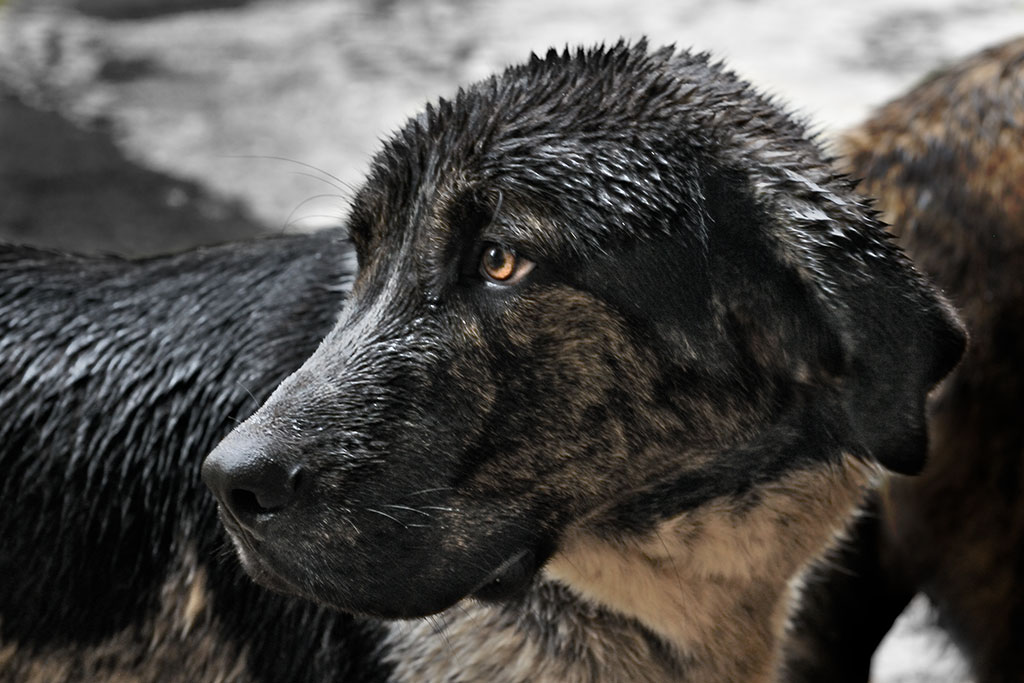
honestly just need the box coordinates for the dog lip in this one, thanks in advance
[218,505,245,534]
[219,525,310,597]
[218,511,258,551]
[217,502,273,541]
[217,506,278,560]
[470,549,537,602]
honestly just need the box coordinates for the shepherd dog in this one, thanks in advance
[201,42,964,682]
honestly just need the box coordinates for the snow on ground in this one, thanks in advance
[875,596,974,683]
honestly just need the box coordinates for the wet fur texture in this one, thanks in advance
[1,42,972,682]
[786,37,1024,683]
[0,234,391,682]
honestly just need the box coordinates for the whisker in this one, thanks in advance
[365,507,408,528]
[283,214,346,231]
[222,154,355,192]
[655,528,688,608]
[285,171,351,195]
[382,504,432,517]
[342,516,361,536]
[235,381,261,409]
[427,612,455,654]
[283,193,348,233]
[403,487,455,498]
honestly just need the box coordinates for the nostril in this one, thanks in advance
[230,488,278,517]
[228,465,304,516]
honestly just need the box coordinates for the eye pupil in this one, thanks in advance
[483,245,516,281]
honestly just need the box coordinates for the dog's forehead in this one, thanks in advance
[347,40,831,292]
[352,44,757,257]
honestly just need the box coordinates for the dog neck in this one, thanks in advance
[543,459,874,682]
[381,459,873,682]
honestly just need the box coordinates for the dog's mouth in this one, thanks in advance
[217,514,304,595]
[217,498,547,616]
[471,549,539,602]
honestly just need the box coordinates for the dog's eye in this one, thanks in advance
[479,243,534,285]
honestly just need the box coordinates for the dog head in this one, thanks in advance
[202,43,964,619]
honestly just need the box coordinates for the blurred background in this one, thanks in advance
[2,0,1023,256]
[1,0,1021,679]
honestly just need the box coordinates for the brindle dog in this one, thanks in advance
[787,37,1024,683]
[203,43,964,681]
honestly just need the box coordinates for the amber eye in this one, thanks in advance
[479,243,534,285]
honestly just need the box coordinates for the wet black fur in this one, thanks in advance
[0,232,390,681]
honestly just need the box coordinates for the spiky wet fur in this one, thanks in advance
[3,42,965,682]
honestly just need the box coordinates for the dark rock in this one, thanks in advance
[72,0,254,20]
[0,88,266,256]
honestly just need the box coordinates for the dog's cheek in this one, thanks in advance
[443,316,499,419]
[456,288,659,518]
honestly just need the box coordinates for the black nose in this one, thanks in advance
[202,433,306,527]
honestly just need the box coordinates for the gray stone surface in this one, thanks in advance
[0,87,263,254]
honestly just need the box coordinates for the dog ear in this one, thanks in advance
[825,245,966,475]
[704,168,966,475]
[752,174,967,475]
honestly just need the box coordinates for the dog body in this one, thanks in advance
[845,44,1024,681]
[787,37,1024,683]
[201,43,963,682]
[0,234,392,682]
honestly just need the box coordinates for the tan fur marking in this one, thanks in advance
[181,564,208,638]
[383,584,682,683]
[545,459,877,682]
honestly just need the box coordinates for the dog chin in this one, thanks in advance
[324,548,542,619]
[236,535,541,618]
